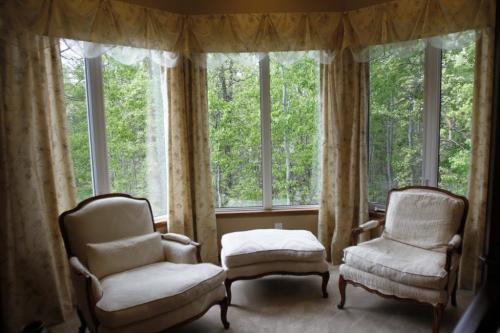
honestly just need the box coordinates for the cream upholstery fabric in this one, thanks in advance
[383,190,465,251]
[69,257,103,301]
[162,232,192,245]
[86,233,164,279]
[161,240,198,264]
[95,262,225,328]
[222,260,329,280]
[63,197,154,264]
[221,229,326,268]
[99,285,226,333]
[339,264,448,305]
[343,238,454,290]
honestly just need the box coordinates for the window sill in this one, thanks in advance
[154,217,167,229]
[215,206,319,218]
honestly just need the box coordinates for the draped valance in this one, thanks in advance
[1,0,495,56]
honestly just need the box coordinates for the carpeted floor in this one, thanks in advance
[52,265,472,333]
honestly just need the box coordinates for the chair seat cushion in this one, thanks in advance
[95,262,225,328]
[343,238,451,290]
[221,229,326,268]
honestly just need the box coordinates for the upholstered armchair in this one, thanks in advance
[337,186,468,333]
[59,193,229,333]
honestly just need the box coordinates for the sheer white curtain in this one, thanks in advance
[62,39,180,68]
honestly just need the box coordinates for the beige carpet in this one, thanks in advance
[52,265,472,333]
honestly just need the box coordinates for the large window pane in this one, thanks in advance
[102,55,167,216]
[270,52,320,206]
[368,46,425,203]
[60,43,93,202]
[439,36,475,195]
[208,54,262,208]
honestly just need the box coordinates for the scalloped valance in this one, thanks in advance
[1,0,495,55]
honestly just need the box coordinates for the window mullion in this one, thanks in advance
[260,55,273,209]
[423,43,442,187]
[85,56,110,195]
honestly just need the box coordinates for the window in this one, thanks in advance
[208,52,320,209]
[368,32,475,204]
[60,42,168,217]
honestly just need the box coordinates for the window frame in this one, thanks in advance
[77,54,169,219]
[368,41,465,208]
[210,52,321,211]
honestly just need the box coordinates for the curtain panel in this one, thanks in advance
[318,51,369,263]
[165,57,219,263]
[460,28,495,291]
[0,32,77,332]
[2,0,495,56]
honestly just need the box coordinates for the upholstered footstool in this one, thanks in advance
[220,229,330,305]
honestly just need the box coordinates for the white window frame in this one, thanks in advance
[368,42,444,207]
[84,56,110,195]
[214,52,321,211]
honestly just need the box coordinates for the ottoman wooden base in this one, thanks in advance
[224,270,330,305]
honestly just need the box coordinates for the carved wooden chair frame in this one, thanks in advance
[59,193,229,332]
[337,186,469,333]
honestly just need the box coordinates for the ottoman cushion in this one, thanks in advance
[221,229,326,268]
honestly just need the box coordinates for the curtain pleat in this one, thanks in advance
[0,33,77,332]
[318,50,369,263]
[165,56,218,263]
[2,0,495,55]
[459,28,495,291]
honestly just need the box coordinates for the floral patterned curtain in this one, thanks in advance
[0,32,77,332]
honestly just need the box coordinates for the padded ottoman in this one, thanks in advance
[220,229,330,304]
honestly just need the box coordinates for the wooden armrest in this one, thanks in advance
[351,219,385,245]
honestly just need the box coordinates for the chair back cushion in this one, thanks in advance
[87,232,164,279]
[383,189,465,251]
[61,196,155,264]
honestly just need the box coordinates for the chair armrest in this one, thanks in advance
[69,257,103,301]
[351,219,384,245]
[162,232,197,245]
[69,257,102,331]
[448,234,462,251]
[445,234,462,272]
[161,234,201,264]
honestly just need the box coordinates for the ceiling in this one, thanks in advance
[118,0,393,14]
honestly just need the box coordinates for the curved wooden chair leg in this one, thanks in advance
[337,275,346,309]
[220,297,230,329]
[224,279,233,305]
[76,308,87,333]
[451,276,458,307]
[321,271,330,298]
[433,303,444,333]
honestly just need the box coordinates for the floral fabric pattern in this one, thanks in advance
[165,57,218,263]
[0,32,77,332]
[318,50,369,264]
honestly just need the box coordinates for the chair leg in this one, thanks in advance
[321,271,330,298]
[219,297,230,329]
[433,304,444,333]
[224,279,233,305]
[337,275,346,309]
[451,276,458,307]
[76,308,87,333]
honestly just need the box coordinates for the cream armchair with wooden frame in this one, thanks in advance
[59,193,229,333]
[337,186,468,333]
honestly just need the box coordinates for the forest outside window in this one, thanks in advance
[368,31,476,205]
[207,52,320,209]
[60,41,168,217]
